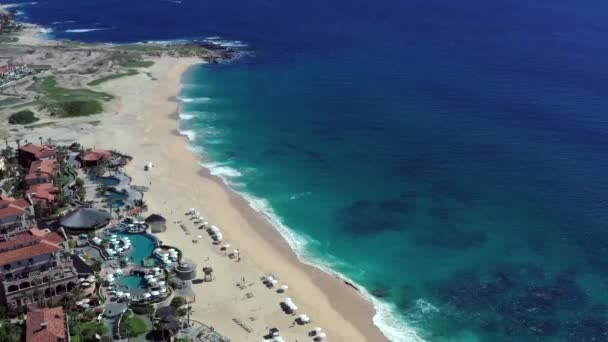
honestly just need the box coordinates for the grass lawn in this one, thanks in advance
[41,76,113,102]
[71,321,108,342]
[39,76,113,117]
[125,315,148,336]
[120,60,155,68]
[0,35,18,44]
[87,69,139,86]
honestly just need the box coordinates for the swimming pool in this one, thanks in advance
[107,190,128,207]
[90,175,120,186]
[119,275,144,289]
[117,232,158,266]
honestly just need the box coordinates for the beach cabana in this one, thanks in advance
[145,213,167,233]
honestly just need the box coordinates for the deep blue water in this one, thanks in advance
[12,0,608,341]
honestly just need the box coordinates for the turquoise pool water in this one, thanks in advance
[118,275,145,291]
[107,190,128,208]
[90,175,120,186]
[117,233,157,266]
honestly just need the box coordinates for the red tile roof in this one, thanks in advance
[27,160,58,177]
[26,307,66,342]
[0,196,29,219]
[26,183,58,202]
[30,229,64,246]
[18,143,56,159]
[0,239,59,265]
[82,149,111,162]
[0,233,40,252]
[0,204,26,219]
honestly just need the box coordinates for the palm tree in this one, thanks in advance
[38,137,43,145]
[46,274,55,307]
[122,315,134,342]
[31,277,43,307]
[15,138,20,148]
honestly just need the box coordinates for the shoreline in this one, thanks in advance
[88,58,393,341]
[0,10,401,340]
[165,61,391,341]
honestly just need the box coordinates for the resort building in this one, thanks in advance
[25,159,60,186]
[145,214,167,233]
[60,207,111,233]
[18,143,56,167]
[0,196,33,241]
[0,64,32,85]
[25,306,67,342]
[80,148,112,167]
[0,229,78,308]
[26,183,59,217]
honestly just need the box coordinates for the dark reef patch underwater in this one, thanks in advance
[13,0,608,340]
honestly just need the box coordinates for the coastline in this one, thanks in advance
[0,7,398,339]
[93,58,391,341]
[159,61,389,341]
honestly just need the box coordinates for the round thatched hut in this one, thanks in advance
[60,207,111,233]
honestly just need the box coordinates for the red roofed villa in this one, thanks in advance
[0,196,32,241]
[25,306,67,342]
[18,143,57,167]
[0,229,77,308]
[26,183,59,216]
[80,148,112,167]
[25,159,59,186]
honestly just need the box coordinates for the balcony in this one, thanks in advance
[3,266,78,294]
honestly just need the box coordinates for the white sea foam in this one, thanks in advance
[204,162,243,178]
[179,113,195,120]
[177,81,424,342]
[178,129,197,142]
[39,27,53,35]
[65,28,110,33]
[52,20,75,24]
[179,96,211,104]
[203,36,248,48]
[289,191,312,200]
[3,2,38,8]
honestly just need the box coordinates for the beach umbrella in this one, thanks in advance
[280,285,289,291]
[314,327,322,332]
[318,332,326,338]
[197,235,203,239]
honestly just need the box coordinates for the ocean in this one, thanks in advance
[11,0,608,340]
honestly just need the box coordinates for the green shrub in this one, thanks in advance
[170,296,185,308]
[55,100,103,117]
[8,110,39,125]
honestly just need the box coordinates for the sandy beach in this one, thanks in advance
[9,57,390,341]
